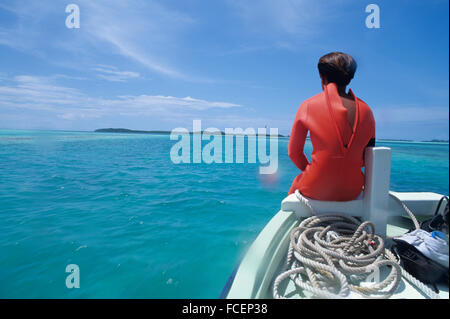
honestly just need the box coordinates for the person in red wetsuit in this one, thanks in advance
[288,52,376,201]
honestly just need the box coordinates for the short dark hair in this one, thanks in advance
[318,52,357,86]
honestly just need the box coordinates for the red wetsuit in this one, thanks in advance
[288,83,376,201]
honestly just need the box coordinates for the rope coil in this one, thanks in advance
[272,191,441,299]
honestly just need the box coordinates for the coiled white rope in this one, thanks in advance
[272,191,440,299]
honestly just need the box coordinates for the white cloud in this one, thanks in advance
[93,65,140,82]
[77,0,198,80]
[0,0,201,81]
[0,74,241,120]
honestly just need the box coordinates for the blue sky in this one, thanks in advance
[0,0,448,140]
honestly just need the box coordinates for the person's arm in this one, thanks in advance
[288,102,310,171]
[363,110,376,164]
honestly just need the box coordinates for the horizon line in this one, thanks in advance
[0,127,448,144]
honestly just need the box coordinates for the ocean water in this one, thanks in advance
[0,130,448,298]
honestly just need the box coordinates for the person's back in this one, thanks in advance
[288,52,375,201]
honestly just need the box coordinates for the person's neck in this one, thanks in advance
[337,86,347,96]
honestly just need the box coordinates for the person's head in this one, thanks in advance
[318,52,357,91]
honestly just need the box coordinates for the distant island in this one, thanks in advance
[95,128,172,134]
[95,128,285,137]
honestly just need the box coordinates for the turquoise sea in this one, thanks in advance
[0,130,448,298]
